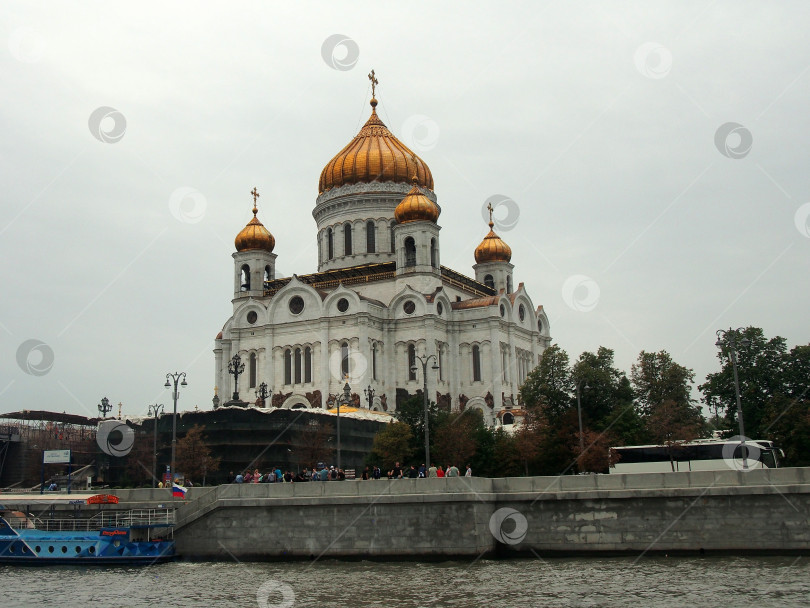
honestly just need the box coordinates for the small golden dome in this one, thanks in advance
[474,220,512,264]
[235,200,275,253]
[394,178,440,224]
[319,98,434,194]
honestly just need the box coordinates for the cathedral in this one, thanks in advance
[213,76,551,425]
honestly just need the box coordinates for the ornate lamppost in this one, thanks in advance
[227,354,245,404]
[715,328,751,469]
[256,382,269,408]
[410,354,439,470]
[147,403,164,488]
[164,372,187,485]
[364,385,375,409]
[98,397,112,418]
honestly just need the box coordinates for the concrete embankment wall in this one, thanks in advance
[162,467,810,559]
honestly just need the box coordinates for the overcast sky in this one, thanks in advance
[2,2,808,420]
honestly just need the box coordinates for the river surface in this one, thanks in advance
[3,556,808,607]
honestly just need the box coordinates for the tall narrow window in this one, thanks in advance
[240,265,250,291]
[472,345,481,382]
[404,237,416,267]
[344,223,352,256]
[372,343,377,381]
[249,353,257,388]
[264,265,271,284]
[502,350,508,383]
[408,344,416,381]
[430,238,437,268]
[304,347,312,383]
[506,275,512,294]
[294,348,302,384]
[284,349,292,385]
[327,228,334,260]
[366,220,376,253]
[484,274,494,289]
[390,221,396,253]
[437,346,443,382]
[341,342,349,378]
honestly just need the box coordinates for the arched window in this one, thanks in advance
[240,264,250,291]
[408,344,416,381]
[344,223,352,256]
[327,228,334,260]
[341,342,349,378]
[503,412,514,425]
[284,349,292,385]
[430,238,437,268]
[404,237,416,267]
[437,345,443,382]
[372,343,377,381]
[506,275,513,294]
[472,345,481,382]
[304,347,312,383]
[484,274,494,289]
[390,221,396,253]
[366,220,376,253]
[264,265,271,284]
[294,348,302,384]
[249,353,257,388]
[502,350,509,383]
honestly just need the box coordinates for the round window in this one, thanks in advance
[289,296,305,315]
[519,305,526,322]
[62,546,68,553]
[89,546,96,554]
[403,300,416,315]
[437,302,443,316]
[337,298,349,313]
[246,311,258,325]
[500,304,505,317]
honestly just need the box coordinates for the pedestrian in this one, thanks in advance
[428,463,438,478]
[392,462,403,479]
[465,464,472,477]
[437,465,445,478]
[373,466,381,480]
[408,465,419,479]
[418,464,426,478]
[226,471,235,484]
[447,464,459,477]
[362,466,370,480]
[235,472,244,483]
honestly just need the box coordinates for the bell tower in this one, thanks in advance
[233,187,276,300]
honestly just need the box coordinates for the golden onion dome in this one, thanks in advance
[475,219,512,264]
[319,97,434,195]
[394,177,440,224]
[235,199,275,253]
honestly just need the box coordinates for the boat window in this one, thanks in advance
[48,546,54,553]
[35,545,41,553]
[62,546,68,553]
[21,545,27,553]
[9,545,14,553]
[89,546,96,554]
[75,546,81,553]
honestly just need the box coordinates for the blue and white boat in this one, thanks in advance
[0,498,175,564]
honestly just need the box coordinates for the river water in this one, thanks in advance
[3,556,808,607]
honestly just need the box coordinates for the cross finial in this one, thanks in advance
[487,202,494,228]
[250,187,260,216]
[368,69,378,99]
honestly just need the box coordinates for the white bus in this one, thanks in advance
[609,439,782,474]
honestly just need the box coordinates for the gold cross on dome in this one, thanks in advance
[251,187,260,205]
[368,69,378,98]
[487,202,494,224]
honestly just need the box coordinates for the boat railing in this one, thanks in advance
[5,508,175,532]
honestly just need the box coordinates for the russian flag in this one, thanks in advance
[172,484,187,498]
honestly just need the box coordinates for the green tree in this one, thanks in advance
[631,350,695,417]
[573,347,634,431]
[367,421,414,470]
[394,395,440,460]
[520,344,573,421]
[433,410,484,468]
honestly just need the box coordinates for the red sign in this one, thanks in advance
[101,529,128,536]
[87,494,119,505]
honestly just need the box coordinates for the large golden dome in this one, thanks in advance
[474,220,512,264]
[395,178,440,224]
[319,98,434,195]
[235,201,275,253]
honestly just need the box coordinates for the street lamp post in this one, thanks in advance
[227,354,245,402]
[364,385,374,409]
[716,329,751,469]
[575,380,589,460]
[164,372,187,485]
[255,382,269,408]
[410,355,439,470]
[147,404,164,488]
[98,397,112,418]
